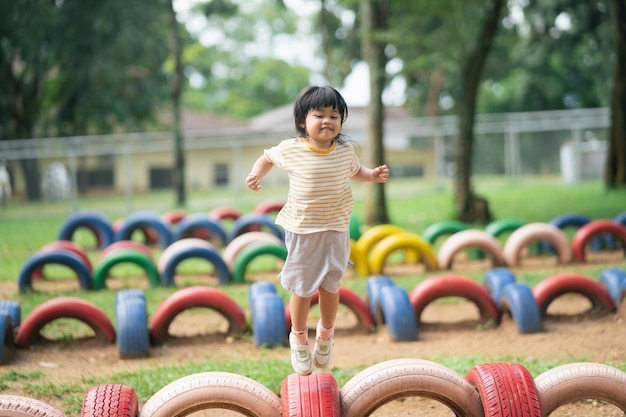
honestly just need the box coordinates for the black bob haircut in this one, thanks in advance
[293,86,349,140]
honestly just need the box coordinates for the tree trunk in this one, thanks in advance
[455,0,504,224]
[360,0,390,225]
[167,0,186,206]
[605,0,626,188]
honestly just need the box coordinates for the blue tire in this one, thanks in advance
[18,249,93,292]
[500,283,542,334]
[482,268,516,308]
[0,300,21,330]
[174,213,227,247]
[116,288,146,303]
[251,292,286,348]
[160,245,230,286]
[0,312,15,364]
[249,281,277,315]
[598,268,626,306]
[379,286,418,341]
[57,210,114,249]
[365,275,394,325]
[114,211,174,248]
[226,213,284,243]
[116,295,150,359]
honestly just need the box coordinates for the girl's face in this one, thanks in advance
[301,106,342,149]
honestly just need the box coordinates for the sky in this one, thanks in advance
[172,0,406,106]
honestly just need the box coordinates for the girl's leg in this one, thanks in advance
[318,286,339,334]
[290,292,312,344]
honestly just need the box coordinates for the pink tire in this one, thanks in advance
[409,274,501,325]
[98,240,154,263]
[35,241,93,280]
[0,395,66,417]
[503,222,572,266]
[156,238,215,273]
[437,229,506,269]
[222,231,284,271]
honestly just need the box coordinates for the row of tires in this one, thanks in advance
[2,359,626,416]
[18,212,626,293]
[4,267,625,362]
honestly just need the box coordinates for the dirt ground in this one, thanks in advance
[1,252,626,416]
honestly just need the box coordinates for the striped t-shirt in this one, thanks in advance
[264,137,361,234]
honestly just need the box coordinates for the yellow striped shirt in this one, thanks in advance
[264,137,361,234]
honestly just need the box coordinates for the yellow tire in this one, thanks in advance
[368,232,438,274]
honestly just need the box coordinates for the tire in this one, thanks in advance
[251,293,286,348]
[209,206,242,221]
[546,213,603,252]
[365,275,394,325]
[222,231,284,271]
[98,241,154,263]
[409,274,501,325]
[339,358,484,417]
[479,218,527,259]
[535,362,626,415]
[253,199,284,216]
[15,297,116,348]
[368,232,438,274]
[437,229,506,270]
[280,372,340,417]
[114,211,173,249]
[35,241,93,280]
[81,384,138,417]
[598,267,626,306]
[532,272,616,318]
[379,286,418,341]
[500,283,543,334]
[1,313,15,364]
[231,241,288,284]
[149,286,246,345]
[92,249,160,290]
[161,209,187,225]
[284,287,376,334]
[503,222,572,267]
[173,213,227,246]
[421,220,468,244]
[571,219,626,263]
[159,243,230,286]
[248,281,278,319]
[57,210,114,249]
[116,295,150,359]
[137,372,281,417]
[18,249,93,293]
[0,300,21,329]
[0,395,67,417]
[226,213,284,244]
[482,267,516,308]
[465,362,542,416]
[349,214,362,241]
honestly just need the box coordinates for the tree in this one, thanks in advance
[360,0,390,224]
[455,0,505,223]
[605,0,626,187]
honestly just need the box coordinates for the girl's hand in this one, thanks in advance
[246,173,262,191]
[373,165,389,182]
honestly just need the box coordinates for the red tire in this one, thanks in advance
[409,275,501,325]
[35,240,93,279]
[15,297,116,348]
[280,372,340,417]
[81,384,138,417]
[284,287,375,334]
[572,219,626,263]
[253,199,285,216]
[98,240,154,263]
[149,286,246,345]
[465,362,542,416]
[209,206,242,221]
[535,362,626,415]
[340,358,484,417]
[531,273,616,317]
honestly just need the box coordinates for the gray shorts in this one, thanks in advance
[279,230,350,298]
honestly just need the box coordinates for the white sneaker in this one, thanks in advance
[289,332,312,375]
[314,335,334,369]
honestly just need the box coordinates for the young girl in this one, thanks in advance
[246,86,389,375]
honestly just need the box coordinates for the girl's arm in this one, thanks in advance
[352,164,389,183]
[246,155,274,191]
